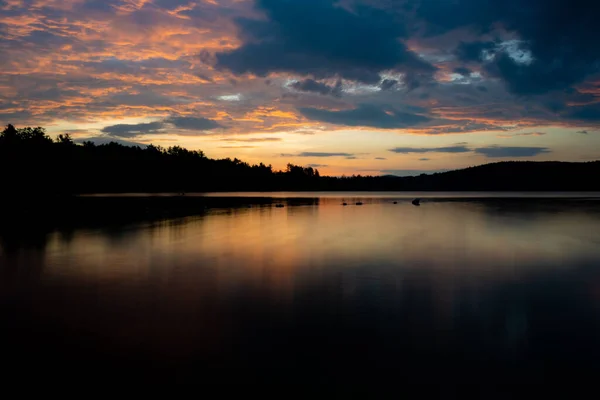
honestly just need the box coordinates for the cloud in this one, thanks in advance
[375,157,387,160]
[498,132,547,138]
[3,0,600,158]
[517,132,546,136]
[454,41,496,62]
[380,79,398,90]
[388,146,471,154]
[453,67,472,76]
[166,116,222,130]
[101,122,164,138]
[564,103,600,122]
[474,146,551,158]
[418,0,600,94]
[307,164,327,168]
[577,130,589,135]
[282,152,354,158]
[411,121,509,135]
[298,152,354,157]
[290,79,342,97]
[389,143,550,158]
[215,0,435,83]
[299,104,430,129]
[216,94,242,102]
[101,115,222,138]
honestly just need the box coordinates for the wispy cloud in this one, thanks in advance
[390,144,551,158]
[518,132,547,136]
[299,104,430,129]
[474,146,551,158]
[284,152,356,158]
[388,146,471,154]
[101,122,164,138]
[166,116,222,131]
[498,132,547,138]
[101,116,222,138]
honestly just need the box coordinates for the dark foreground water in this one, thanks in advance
[2,194,600,392]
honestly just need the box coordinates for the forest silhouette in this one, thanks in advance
[2,124,600,197]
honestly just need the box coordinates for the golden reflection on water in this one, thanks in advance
[37,200,600,285]
[2,198,600,367]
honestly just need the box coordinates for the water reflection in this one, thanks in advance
[1,198,600,387]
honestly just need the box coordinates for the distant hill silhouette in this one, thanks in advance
[387,161,600,191]
[2,124,600,197]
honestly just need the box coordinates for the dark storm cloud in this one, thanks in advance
[388,146,471,154]
[215,0,435,83]
[564,104,600,122]
[474,146,551,158]
[165,116,222,130]
[454,41,496,63]
[6,0,600,139]
[453,67,472,76]
[290,79,342,97]
[380,79,398,90]
[101,122,163,137]
[299,104,430,129]
[418,0,600,94]
[483,52,594,95]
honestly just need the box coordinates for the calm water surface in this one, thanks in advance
[2,194,600,388]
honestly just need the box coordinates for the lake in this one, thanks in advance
[2,193,600,390]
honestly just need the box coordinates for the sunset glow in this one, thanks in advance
[2,0,599,175]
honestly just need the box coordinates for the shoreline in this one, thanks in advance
[2,193,599,230]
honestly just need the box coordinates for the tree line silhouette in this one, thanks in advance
[2,124,600,197]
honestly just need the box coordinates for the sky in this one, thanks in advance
[1,0,600,176]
